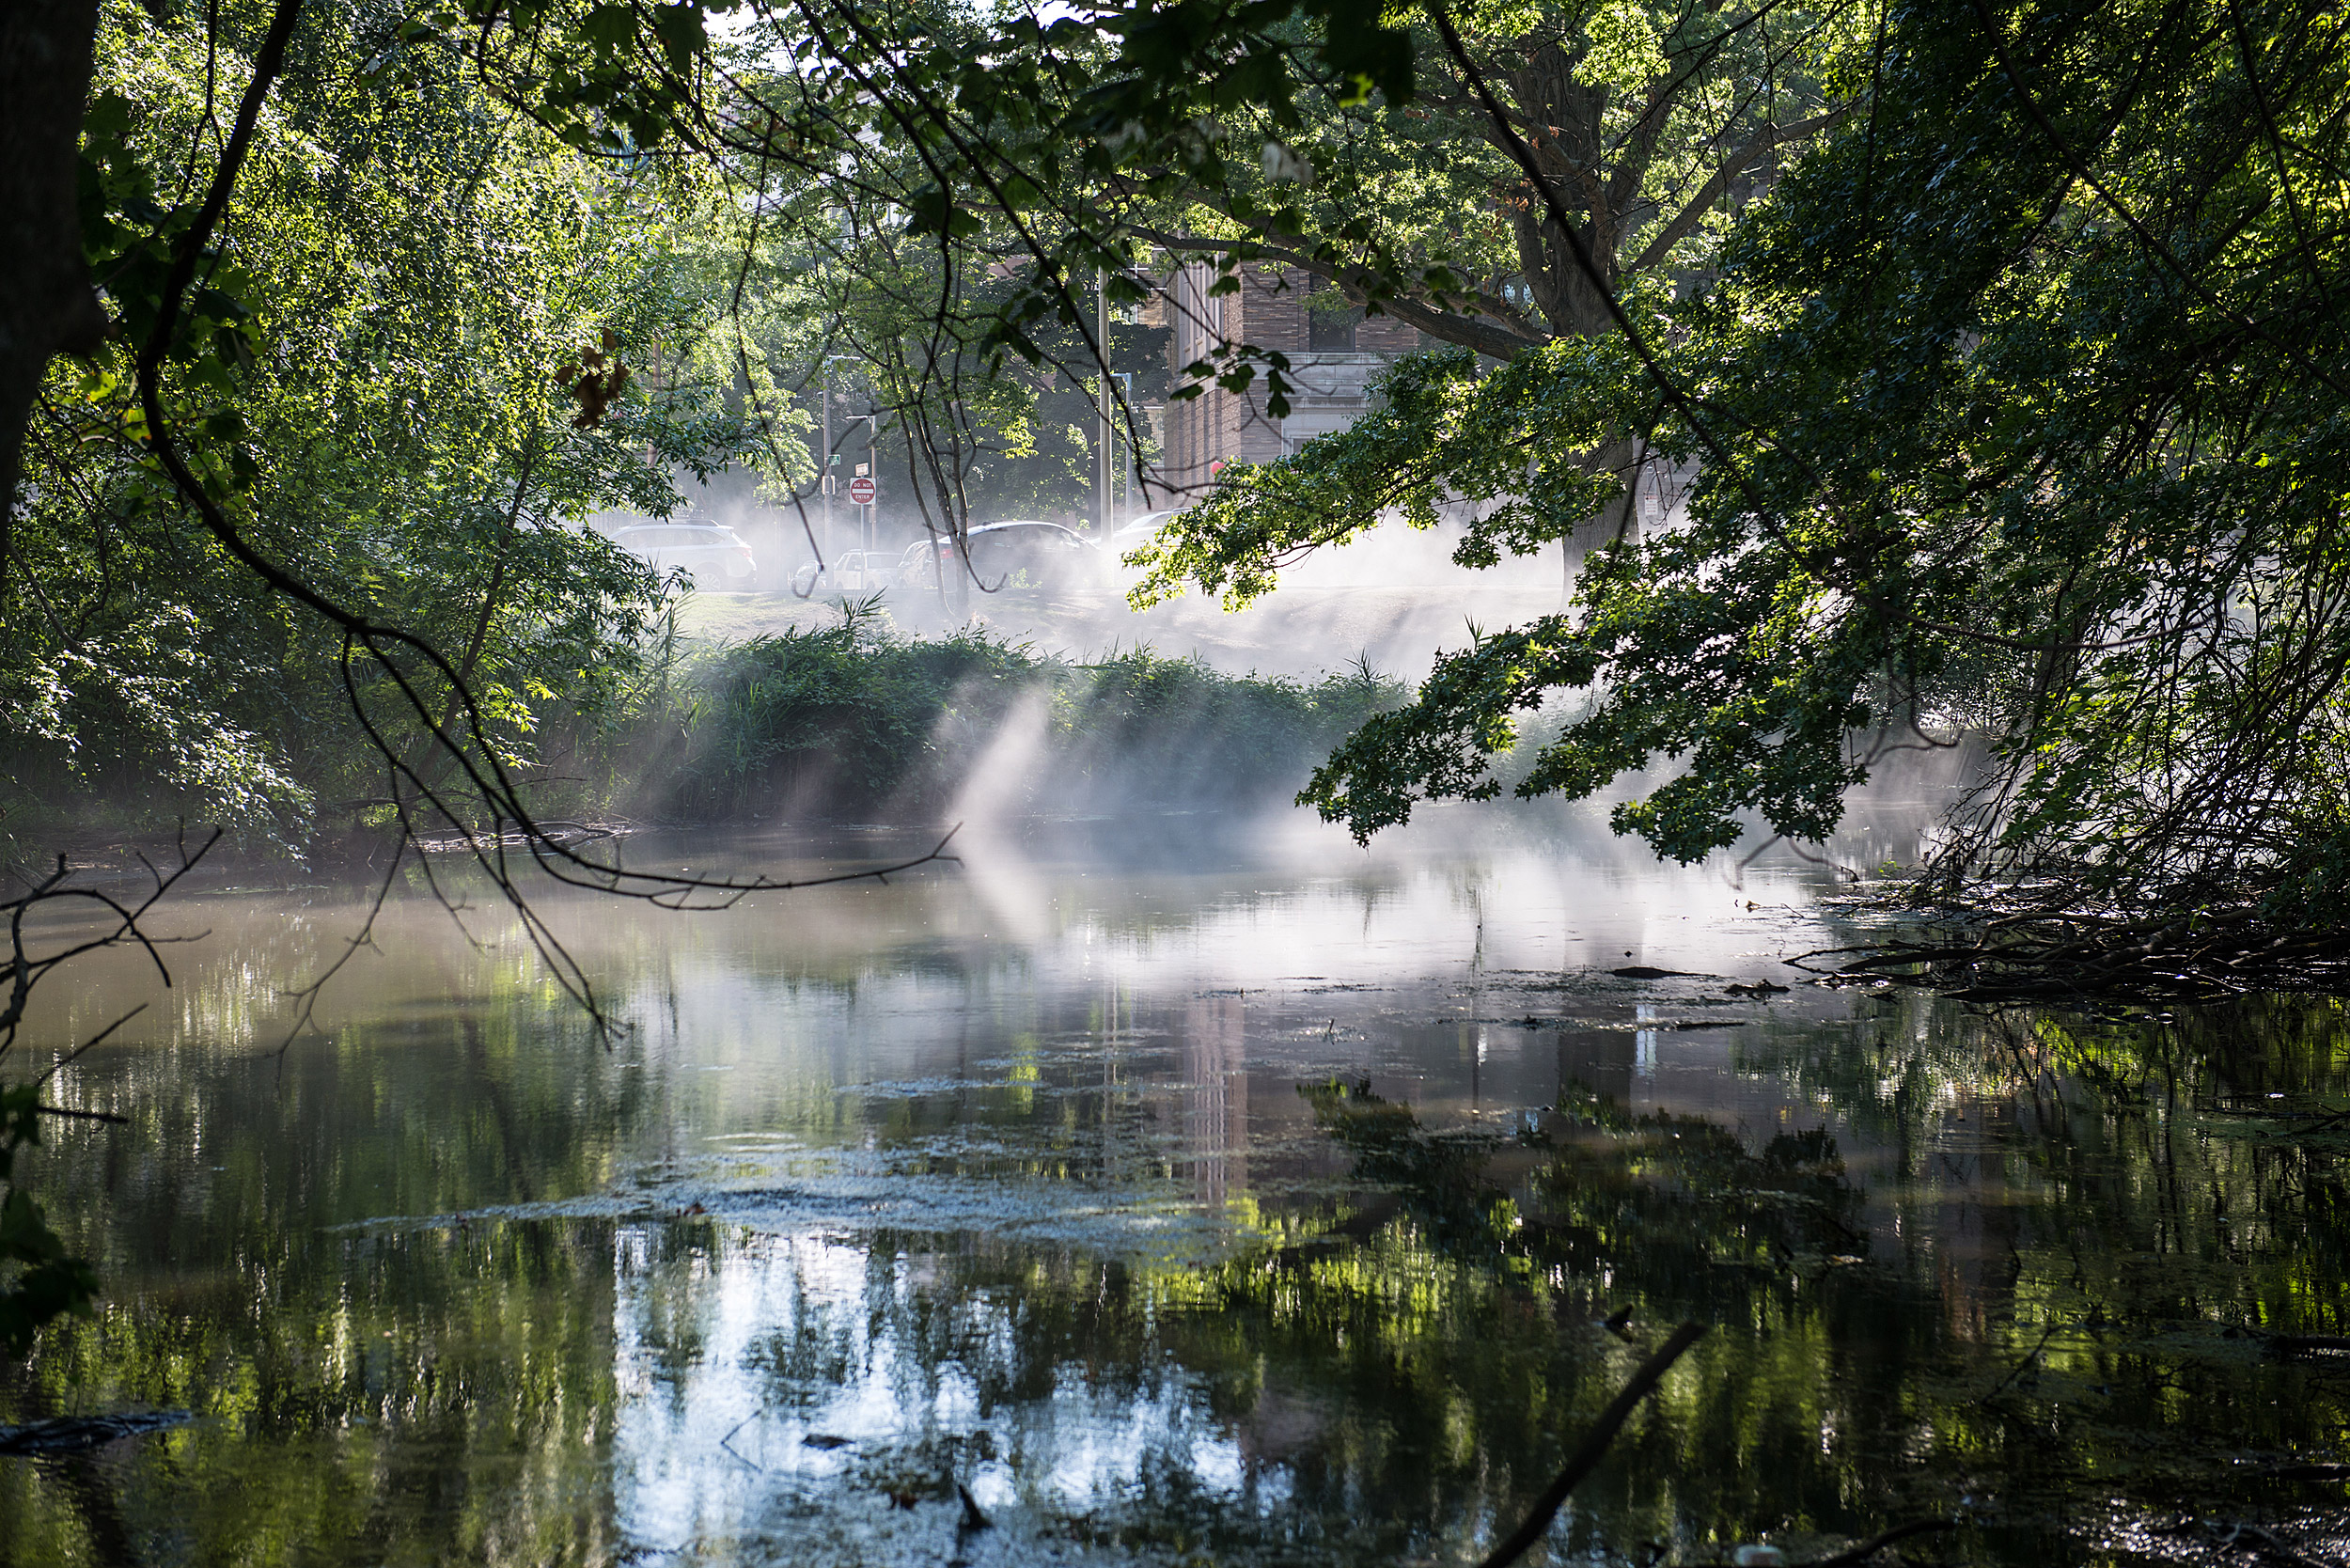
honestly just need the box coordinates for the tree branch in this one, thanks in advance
[1476,1322,1710,1568]
[1967,0,2350,400]
[1628,109,1845,274]
[1136,229,1547,359]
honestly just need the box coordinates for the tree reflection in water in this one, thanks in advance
[4,891,2350,1564]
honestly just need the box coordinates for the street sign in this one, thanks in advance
[847,476,876,506]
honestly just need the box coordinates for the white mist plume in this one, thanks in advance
[943,686,1058,944]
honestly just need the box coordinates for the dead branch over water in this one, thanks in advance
[1794,893,2350,1003]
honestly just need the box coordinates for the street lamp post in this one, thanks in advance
[1114,371,1136,525]
[864,410,879,555]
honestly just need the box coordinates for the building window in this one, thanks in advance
[1307,286,1361,351]
[1174,263,1224,368]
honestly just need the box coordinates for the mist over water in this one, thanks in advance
[668,500,1578,685]
[3,805,2345,1566]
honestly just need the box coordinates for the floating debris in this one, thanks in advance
[0,1411,193,1456]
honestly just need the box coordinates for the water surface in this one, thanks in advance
[4,810,2346,1565]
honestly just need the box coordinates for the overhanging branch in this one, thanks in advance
[1136,229,1548,360]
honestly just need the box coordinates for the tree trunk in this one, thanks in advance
[1499,43,1624,341]
[0,0,109,587]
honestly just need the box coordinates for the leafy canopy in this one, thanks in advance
[1138,0,2350,918]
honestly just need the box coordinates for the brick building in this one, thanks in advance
[1144,261,1424,502]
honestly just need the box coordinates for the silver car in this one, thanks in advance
[790,549,897,596]
[1110,508,1184,557]
[613,522,758,588]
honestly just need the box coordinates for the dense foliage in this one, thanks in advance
[1136,0,2350,919]
[5,0,2345,905]
[0,0,1880,858]
[394,0,1849,530]
[4,0,766,854]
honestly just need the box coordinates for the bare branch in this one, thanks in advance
[1476,1321,1710,1568]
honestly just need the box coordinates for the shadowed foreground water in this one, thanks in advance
[3,810,2347,1566]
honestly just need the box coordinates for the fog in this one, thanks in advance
[616,491,1576,684]
[592,469,1979,870]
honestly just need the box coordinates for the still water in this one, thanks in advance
[3,810,2347,1566]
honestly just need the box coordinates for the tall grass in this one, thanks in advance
[650,606,1404,822]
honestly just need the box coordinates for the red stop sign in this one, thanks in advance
[847,476,876,505]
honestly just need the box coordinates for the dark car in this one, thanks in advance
[900,521,1105,589]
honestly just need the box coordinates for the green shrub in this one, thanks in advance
[653,607,1404,822]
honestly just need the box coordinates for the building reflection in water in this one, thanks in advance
[1182,995,1248,1213]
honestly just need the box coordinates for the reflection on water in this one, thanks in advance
[3,811,2348,1565]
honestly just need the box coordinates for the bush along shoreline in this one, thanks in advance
[642,605,1408,824]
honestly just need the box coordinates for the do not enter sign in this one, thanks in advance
[847,475,876,506]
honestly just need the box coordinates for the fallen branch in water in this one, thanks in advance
[1802,1518,1959,1566]
[2183,1515,2343,1568]
[0,1410,193,1456]
[1787,901,2350,1004]
[1478,1321,1709,1568]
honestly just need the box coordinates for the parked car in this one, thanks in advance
[899,521,1106,590]
[790,548,897,596]
[613,521,757,588]
[1109,508,1185,557]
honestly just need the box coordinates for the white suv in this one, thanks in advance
[613,522,758,588]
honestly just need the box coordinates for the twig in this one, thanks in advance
[717,1413,765,1472]
[1983,1317,2070,1401]
[2,831,219,1062]
[35,1003,149,1089]
[32,1105,130,1125]
[1477,1322,1709,1568]
[273,842,408,1058]
[1803,1518,1958,1566]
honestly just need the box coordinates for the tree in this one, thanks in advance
[37,0,2344,928]
[6,0,1858,638]
[394,0,1851,515]
[3,0,955,1036]
[1132,0,1859,359]
[1139,0,2350,924]
[0,0,110,563]
[7,0,766,853]
[708,100,1172,556]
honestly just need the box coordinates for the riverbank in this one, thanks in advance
[0,607,1410,877]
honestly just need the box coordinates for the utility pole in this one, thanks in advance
[819,353,858,560]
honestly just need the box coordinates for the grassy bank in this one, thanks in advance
[646,609,1405,823]
[1,610,1405,868]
